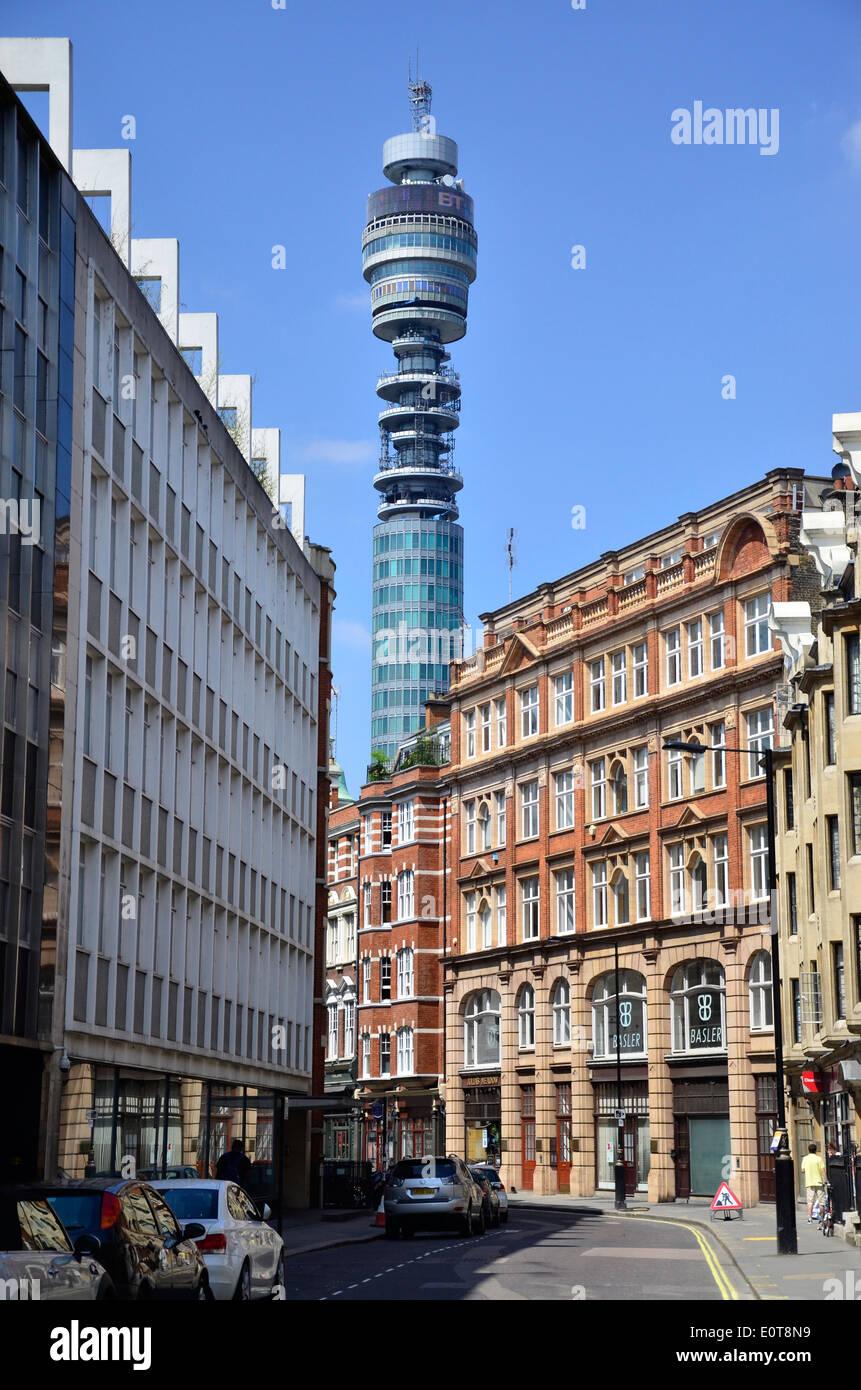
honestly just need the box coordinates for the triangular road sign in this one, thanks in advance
[710,1181,743,1210]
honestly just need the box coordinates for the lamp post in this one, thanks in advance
[614,937,627,1210]
[663,738,797,1255]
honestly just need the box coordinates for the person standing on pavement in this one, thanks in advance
[215,1138,252,1186]
[800,1142,827,1221]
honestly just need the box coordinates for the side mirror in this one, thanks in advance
[260,1203,272,1221]
[182,1222,206,1241]
[73,1233,101,1260]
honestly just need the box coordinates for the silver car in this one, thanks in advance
[470,1164,509,1223]
[0,1192,114,1301]
[384,1156,486,1239]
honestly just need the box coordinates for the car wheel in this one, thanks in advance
[271,1249,286,1297]
[232,1262,252,1301]
[501,1212,509,1224]
[493,1207,501,1228]
[385,1219,400,1240]
[460,1205,473,1237]
[474,1206,486,1236]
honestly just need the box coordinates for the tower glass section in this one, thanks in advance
[364,83,477,761]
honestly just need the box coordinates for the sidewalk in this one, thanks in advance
[507,1191,861,1301]
[275,1207,384,1259]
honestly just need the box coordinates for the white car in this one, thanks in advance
[151,1180,284,1300]
[1,1192,114,1300]
[469,1165,509,1222]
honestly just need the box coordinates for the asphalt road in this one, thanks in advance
[282,1207,732,1301]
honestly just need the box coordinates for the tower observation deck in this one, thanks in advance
[365,80,477,760]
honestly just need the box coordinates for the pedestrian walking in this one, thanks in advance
[800,1142,827,1222]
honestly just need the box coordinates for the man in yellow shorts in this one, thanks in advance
[800,1142,827,1221]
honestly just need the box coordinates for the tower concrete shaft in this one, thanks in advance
[364,81,477,760]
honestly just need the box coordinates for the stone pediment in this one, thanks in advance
[594,822,629,847]
[671,804,706,829]
[466,857,496,880]
[498,632,540,675]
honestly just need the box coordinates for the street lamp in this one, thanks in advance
[614,937,627,1210]
[663,738,797,1255]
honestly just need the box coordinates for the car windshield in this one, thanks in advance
[391,1159,456,1180]
[155,1188,219,1221]
[45,1193,104,1237]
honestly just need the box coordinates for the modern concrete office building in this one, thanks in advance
[0,64,76,1183]
[364,79,477,762]
[0,46,333,1208]
[324,712,451,1168]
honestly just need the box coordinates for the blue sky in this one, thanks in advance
[14,0,861,791]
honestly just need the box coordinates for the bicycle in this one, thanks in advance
[817,1182,834,1237]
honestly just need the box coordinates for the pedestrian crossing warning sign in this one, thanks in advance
[710,1182,743,1219]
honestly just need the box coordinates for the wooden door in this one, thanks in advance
[755,1075,776,1202]
[520,1086,536,1190]
[673,1115,691,1199]
[556,1084,571,1193]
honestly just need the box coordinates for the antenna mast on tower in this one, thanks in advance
[408,51,433,131]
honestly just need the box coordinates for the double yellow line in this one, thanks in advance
[609,1213,740,1301]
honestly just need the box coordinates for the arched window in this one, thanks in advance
[690,854,707,913]
[612,869,630,926]
[465,891,476,952]
[552,978,571,1045]
[591,971,647,1059]
[748,951,773,1032]
[671,959,726,1053]
[464,989,501,1067]
[478,801,491,851]
[479,899,492,950]
[396,1026,414,1075]
[611,761,628,816]
[396,947,414,998]
[518,983,535,1048]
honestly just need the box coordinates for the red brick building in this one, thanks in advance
[441,470,827,1202]
[324,717,450,1166]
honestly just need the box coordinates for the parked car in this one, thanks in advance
[0,1190,114,1300]
[384,1156,486,1239]
[151,1179,284,1301]
[137,1166,198,1181]
[32,1179,212,1300]
[470,1164,509,1223]
[470,1171,501,1228]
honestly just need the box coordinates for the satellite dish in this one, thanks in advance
[441,174,456,187]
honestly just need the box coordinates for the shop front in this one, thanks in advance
[58,1062,286,1212]
[796,1062,861,1221]
[593,1080,650,1193]
[671,1078,730,1198]
[357,1092,439,1169]
[462,1074,502,1165]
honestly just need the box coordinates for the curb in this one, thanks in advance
[507,1197,759,1301]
